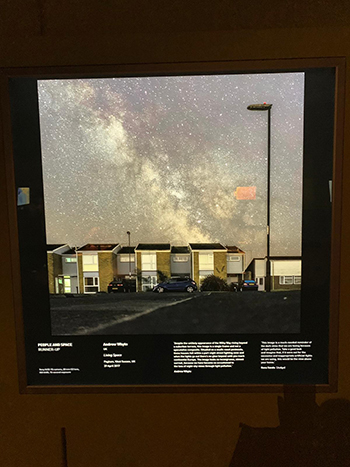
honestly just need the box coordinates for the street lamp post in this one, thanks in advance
[75,245,80,294]
[247,103,272,292]
[127,231,131,277]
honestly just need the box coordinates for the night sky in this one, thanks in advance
[38,73,304,259]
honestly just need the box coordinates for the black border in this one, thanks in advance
[3,61,342,392]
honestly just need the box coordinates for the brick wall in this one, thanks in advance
[156,251,171,281]
[192,252,199,285]
[98,252,116,292]
[214,251,227,280]
[47,253,55,294]
[47,252,63,294]
[77,253,84,293]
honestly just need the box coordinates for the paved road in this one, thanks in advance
[50,293,195,335]
[51,291,300,335]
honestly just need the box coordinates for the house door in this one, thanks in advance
[57,276,65,294]
[257,276,265,291]
[142,274,157,291]
[63,276,71,294]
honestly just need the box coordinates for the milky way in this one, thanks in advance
[38,73,304,259]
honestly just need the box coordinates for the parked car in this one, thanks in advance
[242,279,258,291]
[153,277,197,293]
[108,278,125,293]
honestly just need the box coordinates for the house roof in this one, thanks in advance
[47,244,66,252]
[226,245,245,254]
[270,256,302,260]
[171,246,190,254]
[77,243,119,251]
[246,256,302,271]
[62,248,77,255]
[136,243,171,251]
[251,256,302,261]
[118,246,135,254]
[189,243,227,251]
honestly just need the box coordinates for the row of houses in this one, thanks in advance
[246,257,302,291]
[47,242,301,294]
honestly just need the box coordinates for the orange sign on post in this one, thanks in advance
[234,186,256,200]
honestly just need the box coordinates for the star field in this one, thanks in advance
[38,72,304,258]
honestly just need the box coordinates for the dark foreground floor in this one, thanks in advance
[51,290,300,335]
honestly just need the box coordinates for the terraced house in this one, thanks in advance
[77,244,119,293]
[47,244,79,294]
[135,243,171,291]
[115,246,136,279]
[60,246,79,293]
[47,244,67,294]
[226,245,246,285]
[170,246,191,278]
[189,243,228,286]
[47,241,248,293]
[246,257,302,292]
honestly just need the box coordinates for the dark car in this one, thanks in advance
[108,278,125,293]
[242,279,258,291]
[153,277,197,293]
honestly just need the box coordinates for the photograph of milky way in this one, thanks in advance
[39,72,304,336]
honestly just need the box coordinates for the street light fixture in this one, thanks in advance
[247,102,272,292]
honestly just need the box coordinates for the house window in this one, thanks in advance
[279,276,294,285]
[173,255,189,262]
[294,276,302,284]
[65,257,77,263]
[141,253,157,271]
[83,255,98,265]
[228,255,240,262]
[82,254,98,271]
[120,254,135,262]
[199,253,213,270]
[84,276,99,293]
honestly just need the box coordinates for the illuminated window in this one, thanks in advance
[65,257,77,263]
[279,276,294,285]
[141,253,157,271]
[120,255,135,262]
[82,255,98,271]
[173,255,189,262]
[199,253,213,270]
[228,256,240,262]
[83,255,98,265]
[64,276,71,293]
